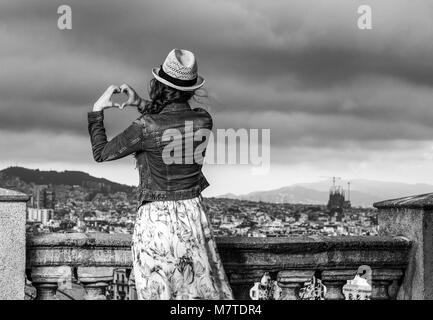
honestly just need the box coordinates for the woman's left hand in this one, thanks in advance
[93,85,122,112]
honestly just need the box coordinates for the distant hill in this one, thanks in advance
[3,166,432,208]
[218,185,379,207]
[218,179,433,207]
[0,166,135,195]
[219,186,328,205]
[297,179,433,201]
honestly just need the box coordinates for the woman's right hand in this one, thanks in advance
[93,85,121,112]
[120,83,143,109]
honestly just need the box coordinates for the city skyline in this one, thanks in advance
[2,0,433,196]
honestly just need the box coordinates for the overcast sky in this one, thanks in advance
[1,0,433,196]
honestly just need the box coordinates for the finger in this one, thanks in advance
[120,84,135,105]
[120,83,131,93]
[104,101,121,109]
[106,85,116,93]
[121,103,138,109]
[106,85,120,95]
[120,84,128,95]
[119,83,131,93]
[111,85,121,95]
[121,84,135,100]
[127,95,135,104]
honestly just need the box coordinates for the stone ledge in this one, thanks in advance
[0,188,29,202]
[27,232,132,248]
[374,193,433,210]
[217,236,411,252]
[27,233,411,251]
[26,233,411,271]
[220,236,411,272]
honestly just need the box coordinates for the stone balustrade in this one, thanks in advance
[26,233,132,300]
[26,233,411,300]
[3,186,431,300]
[218,236,410,300]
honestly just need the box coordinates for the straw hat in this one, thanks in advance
[152,49,205,91]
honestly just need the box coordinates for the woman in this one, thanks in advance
[88,49,234,300]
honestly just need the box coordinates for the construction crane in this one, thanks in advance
[320,176,342,189]
[347,181,351,202]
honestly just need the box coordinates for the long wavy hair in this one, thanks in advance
[138,78,200,115]
[134,78,207,165]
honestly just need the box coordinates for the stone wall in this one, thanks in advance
[375,193,433,300]
[0,188,29,300]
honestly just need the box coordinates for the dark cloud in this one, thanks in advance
[2,0,433,190]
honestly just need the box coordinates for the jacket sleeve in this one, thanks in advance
[88,111,144,162]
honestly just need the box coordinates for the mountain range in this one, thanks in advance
[0,166,135,196]
[217,179,433,207]
[1,166,432,207]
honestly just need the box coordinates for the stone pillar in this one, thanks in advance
[128,269,137,300]
[30,266,72,300]
[78,267,114,300]
[374,194,433,300]
[322,270,355,300]
[0,188,29,300]
[371,269,403,300]
[226,270,266,300]
[278,270,315,300]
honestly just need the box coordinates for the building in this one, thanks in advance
[327,184,351,215]
[111,269,136,300]
[31,185,55,210]
[27,208,54,225]
[27,185,56,226]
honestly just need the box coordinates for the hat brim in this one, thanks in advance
[152,67,205,91]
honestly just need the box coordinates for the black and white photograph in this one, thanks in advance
[0,0,432,309]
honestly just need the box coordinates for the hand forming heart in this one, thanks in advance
[119,83,142,109]
[92,84,142,112]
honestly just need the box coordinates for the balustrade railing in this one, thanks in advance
[2,186,427,300]
[25,233,411,300]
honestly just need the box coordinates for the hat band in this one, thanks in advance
[158,66,198,87]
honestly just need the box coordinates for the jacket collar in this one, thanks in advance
[160,102,191,114]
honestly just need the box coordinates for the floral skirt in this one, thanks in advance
[132,196,234,300]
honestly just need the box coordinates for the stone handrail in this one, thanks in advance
[0,186,425,300]
[26,233,411,300]
[218,236,410,299]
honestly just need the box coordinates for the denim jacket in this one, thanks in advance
[88,102,212,206]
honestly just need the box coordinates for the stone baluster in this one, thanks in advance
[387,280,401,300]
[30,266,72,300]
[321,270,356,300]
[371,269,404,300]
[78,267,114,300]
[277,270,315,300]
[372,280,390,300]
[128,269,137,300]
[229,270,266,300]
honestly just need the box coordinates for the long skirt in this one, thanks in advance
[132,196,234,300]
